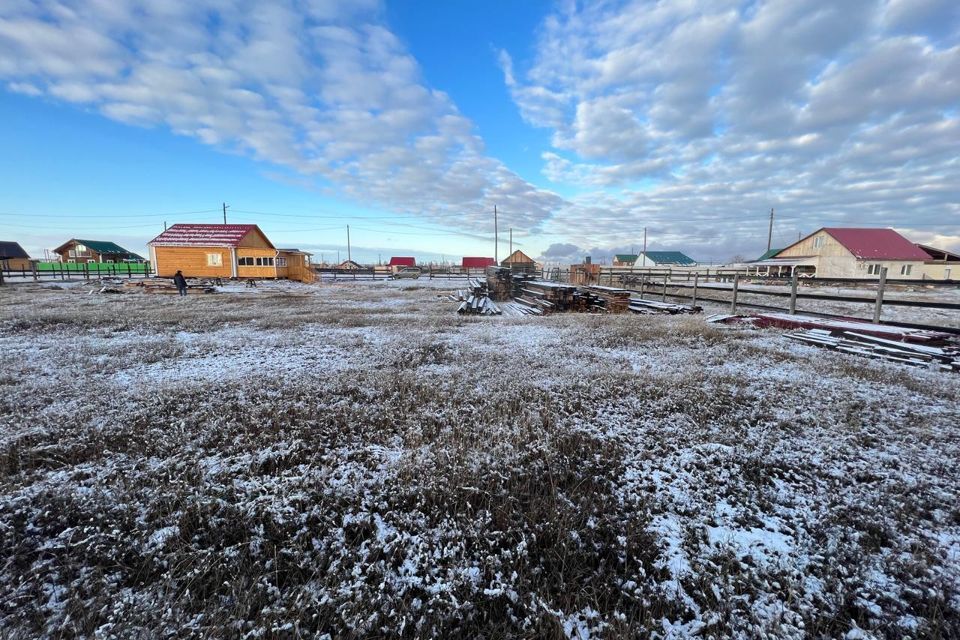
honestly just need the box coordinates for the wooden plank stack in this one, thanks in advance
[786,328,960,372]
[586,286,631,314]
[629,298,702,315]
[117,279,218,294]
[455,277,502,316]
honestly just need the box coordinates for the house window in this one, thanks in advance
[207,253,223,267]
[900,265,912,276]
[238,257,254,266]
[867,264,884,275]
[277,257,287,267]
[75,244,87,253]
[813,236,825,249]
[254,257,274,266]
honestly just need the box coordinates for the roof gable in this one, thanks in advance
[614,254,638,262]
[821,228,929,260]
[388,256,416,266]
[502,250,534,264]
[149,224,273,249]
[0,241,30,259]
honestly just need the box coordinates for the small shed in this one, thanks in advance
[54,239,144,264]
[501,250,537,274]
[0,241,32,270]
[388,256,416,267]
[462,257,496,270]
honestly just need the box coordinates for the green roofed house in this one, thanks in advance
[613,254,638,266]
[637,251,697,267]
[54,239,145,264]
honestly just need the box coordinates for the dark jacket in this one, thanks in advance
[173,273,187,289]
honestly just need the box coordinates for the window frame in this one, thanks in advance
[206,253,223,267]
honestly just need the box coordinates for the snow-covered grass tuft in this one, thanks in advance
[1,281,958,638]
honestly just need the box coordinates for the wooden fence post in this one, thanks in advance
[32,263,38,281]
[873,267,887,323]
[730,274,740,314]
[789,270,798,315]
[662,273,668,302]
[692,272,698,307]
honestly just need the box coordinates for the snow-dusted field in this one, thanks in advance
[1,280,959,638]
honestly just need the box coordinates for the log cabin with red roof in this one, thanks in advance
[148,224,313,282]
[760,228,940,280]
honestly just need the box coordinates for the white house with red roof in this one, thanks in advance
[148,224,312,281]
[760,227,939,279]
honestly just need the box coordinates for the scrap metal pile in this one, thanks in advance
[708,312,960,372]
[453,268,700,317]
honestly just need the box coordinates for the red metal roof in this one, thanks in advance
[148,224,269,248]
[462,257,496,268]
[388,256,416,266]
[821,228,930,261]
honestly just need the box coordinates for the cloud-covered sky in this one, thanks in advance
[1,0,958,262]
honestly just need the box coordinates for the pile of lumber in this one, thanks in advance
[629,298,701,315]
[586,286,632,314]
[115,278,218,294]
[455,277,501,316]
[786,329,960,372]
[455,270,704,316]
[707,313,953,345]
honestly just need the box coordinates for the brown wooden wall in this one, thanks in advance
[153,246,233,278]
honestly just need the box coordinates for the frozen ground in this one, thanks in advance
[1,280,959,638]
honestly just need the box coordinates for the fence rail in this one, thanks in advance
[1,262,153,284]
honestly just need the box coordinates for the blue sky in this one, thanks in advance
[1,0,959,264]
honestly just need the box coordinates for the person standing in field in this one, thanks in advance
[173,270,188,297]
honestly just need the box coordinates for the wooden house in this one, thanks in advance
[0,241,33,270]
[761,228,931,280]
[613,254,638,267]
[501,249,537,274]
[54,239,144,264]
[147,224,314,282]
[338,260,364,270]
[388,256,416,268]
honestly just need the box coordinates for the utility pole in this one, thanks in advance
[347,225,351,263]
[509,227,513,256]
[164,221,167,231]
[494,205,499,263]
[222,202,229,224]
[642,227,648,267]
[767,208,774,252]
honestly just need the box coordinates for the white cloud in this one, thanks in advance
[502,0,960,257]
[0,0,562,232]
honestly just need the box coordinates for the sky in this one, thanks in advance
[1,0,959,265]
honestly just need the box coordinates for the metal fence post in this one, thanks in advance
[789,270,798,315]
[873,267,887,323]
[730,274,740,314]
